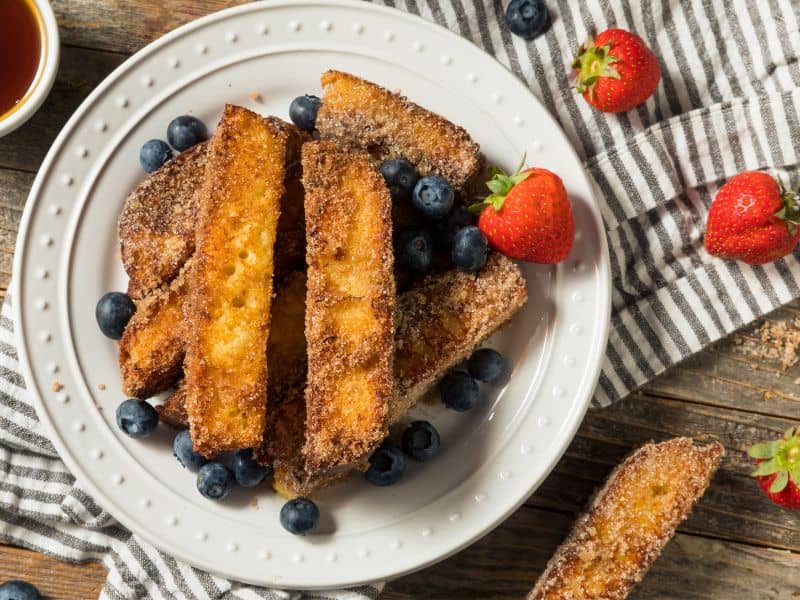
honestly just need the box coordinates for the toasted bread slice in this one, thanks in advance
[301,140,396,475]
[118,259,191,398]
[184,105,289,455]
[118,142,207,299]
[271,252,527,496]
[154,271,308,432]
[529,438,724,600]
[316,70,481,190]
[156,383,188,428]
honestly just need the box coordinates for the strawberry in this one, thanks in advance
[469,159,573,263]
[573,28,660,113]
[704,171,800,265]
[749,426,800,510]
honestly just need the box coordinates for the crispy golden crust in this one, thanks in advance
[185,105,288,455]
[271,253,527,497]
[156,383,188,428]
[301,140,396,475]
[118,259,190,398]
[316,70,482,190]
[529,438,725,600]
[118,143,207,299]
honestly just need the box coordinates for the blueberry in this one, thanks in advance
[197,462,234,500]
[505,0,549,40]
[0,580,40,600]
[173,429,207,472]
[96,292,136,340]
[289,95,322,131]
[401,421,441,462]
[380,158,419,203]
[435,203,474,250]
[451,225,488,272]
[397,228,434,272]
[439,371,479,412]
[116,398,159,438]
[280,497,320,535]
[139,139,173,173]
[364,441,406,486]
[231,448,271,487]
[412,176,454,219]
[468,348,507,383]
[166,115,208,151]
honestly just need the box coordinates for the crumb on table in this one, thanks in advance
[249,91,263,103]
[97,383,106,390]
[51,381,63,392]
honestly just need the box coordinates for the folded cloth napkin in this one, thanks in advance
[2,0,799,597]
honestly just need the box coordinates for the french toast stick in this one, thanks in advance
[152,271,308,431]
[118,142,207,299]
[156,383,188,428]
[118,259,191,398]
[271,252,527,497]
[184,105,288,455]
[301,140,396,475]
[529,438,724,600]
[316,70,481,190]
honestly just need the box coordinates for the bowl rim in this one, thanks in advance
[0,0,60,138]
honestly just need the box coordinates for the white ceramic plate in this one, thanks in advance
[14,0,610,589]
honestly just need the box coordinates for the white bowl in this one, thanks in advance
[0,0,60,138]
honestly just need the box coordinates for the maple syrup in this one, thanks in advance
[0,0,43,119]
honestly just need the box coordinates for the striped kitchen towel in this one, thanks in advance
[1,0,799,598]
[367,0,800,406]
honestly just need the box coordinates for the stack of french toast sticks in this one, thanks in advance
[117,71,528,497]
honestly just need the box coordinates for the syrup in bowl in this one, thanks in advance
[0,0,44,120]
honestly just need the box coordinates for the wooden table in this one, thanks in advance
[1,2,798,598]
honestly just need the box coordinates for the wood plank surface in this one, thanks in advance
[0,1,797,599]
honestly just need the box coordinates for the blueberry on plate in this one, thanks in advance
[435,203,474,250]
[401,420,441,462]
[0,580,40,600]
[364,441,406,486]
[280,497,320,535]
[439,371,479,412]
[173,429,207,472]
[231,448,271,487]
[505,0,549,41]
[139,139,173,173]
[289,95,322,131]
[197,462,234,500]
[412,175,454,219]
[166,115,208,151]
[468,348,507,383]
[397,228,434,272]
[96,292,136,340]
[451,225,488,272]
[379,158,419,203]
[116,398,159,438]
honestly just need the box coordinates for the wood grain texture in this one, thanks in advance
[0,1,798,598]
[382,506,800,600]
[0,545,105,599]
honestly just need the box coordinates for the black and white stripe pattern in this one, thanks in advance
[1,1,798,596]
[368,0,800,406]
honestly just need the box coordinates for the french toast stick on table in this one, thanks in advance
[184,105,288,455]
[529,438,724,600]
[271,253,527,497]
[301,140,396,476]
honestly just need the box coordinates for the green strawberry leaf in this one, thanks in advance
[486,178,508,194]
[748,441,780,459]
[790,462,800,486]
[770,469,789,493]
[752,458,783,477]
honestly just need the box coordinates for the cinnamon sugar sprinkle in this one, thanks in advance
[735,318,800,371]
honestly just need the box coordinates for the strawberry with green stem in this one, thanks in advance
[470,156,573,264]
[749,426,800,510]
